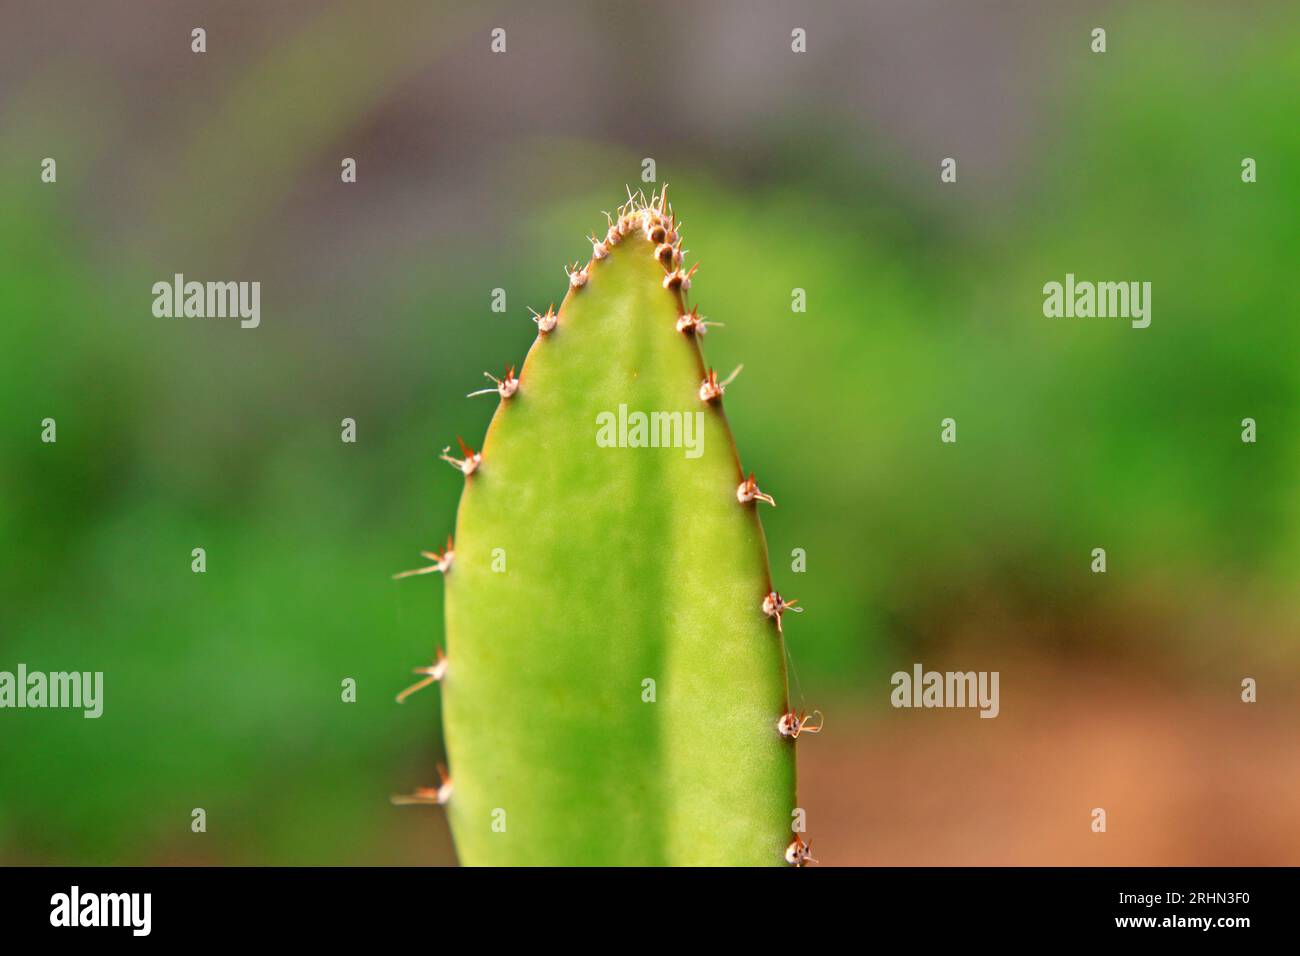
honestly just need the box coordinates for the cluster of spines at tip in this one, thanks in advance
[394,187,820,864]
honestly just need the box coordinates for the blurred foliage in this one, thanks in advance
[1,4,1297,862]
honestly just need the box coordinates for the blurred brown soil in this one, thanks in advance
[799,667,1300,866]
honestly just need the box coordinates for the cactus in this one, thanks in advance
[393,188,817,866]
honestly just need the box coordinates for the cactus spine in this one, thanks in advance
[395,188,815,866]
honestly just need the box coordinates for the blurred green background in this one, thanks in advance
[1,1,1297,865]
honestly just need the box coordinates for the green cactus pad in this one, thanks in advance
[410,191,806,866]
